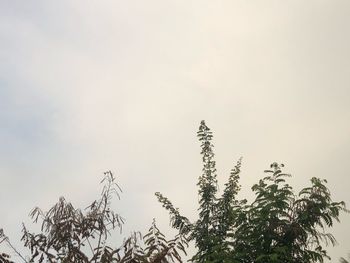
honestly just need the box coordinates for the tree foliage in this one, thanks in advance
[156,121,347,263]
[1,121,347,262]
[1,172,187,263]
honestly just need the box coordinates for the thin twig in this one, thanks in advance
[5,237,28,263]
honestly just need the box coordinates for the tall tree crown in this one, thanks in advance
[157,121,347,263]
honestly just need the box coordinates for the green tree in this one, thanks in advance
[233,163,346,262]
[156,121,347,263]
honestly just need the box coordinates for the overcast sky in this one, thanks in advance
[1,0,350,261]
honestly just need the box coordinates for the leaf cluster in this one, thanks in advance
[156,121,347,263]
[2,172,187,263]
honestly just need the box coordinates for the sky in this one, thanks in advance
[1,0,350,261]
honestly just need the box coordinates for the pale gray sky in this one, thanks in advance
[1,0,350,261]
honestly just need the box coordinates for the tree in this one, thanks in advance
[1,172,187,263]
[156,121,347,262]
[1,121,347,262]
